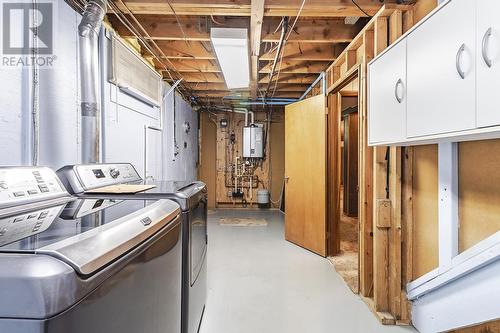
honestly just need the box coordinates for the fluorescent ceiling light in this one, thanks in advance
[210,28,250,90]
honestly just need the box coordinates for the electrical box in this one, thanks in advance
[243,126,264,158]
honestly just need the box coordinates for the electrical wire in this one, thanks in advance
[163,0,210,83]
[351,0,372,17]
[210,15,224,25]
[285,0,306,41]
[271,49,284,97]
[266,0,306,98]
[269,0,306,98]
[165,0,189,45]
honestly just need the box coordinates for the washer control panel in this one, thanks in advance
[70,163,142,191]
[0,167,68,207]
[0,204,64,247]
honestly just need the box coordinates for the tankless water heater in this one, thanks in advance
[243,126,264,158]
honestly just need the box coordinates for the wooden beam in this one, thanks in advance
[156,59,220,73]
[195,90,302,99]
[250,0,265,99]
[260,43,345,61]
[187,83,235,91]
[389,10,403,44]
[109,15,361,44]
[108,15,247,42]
[359,28,374,298]
[375,17,389,55]
[258,73,317,84]
[372,12,389,314]
[115,0,396,17]
[186,82,308,92]
[153,41,216,60]
[259,60,329,74]
[262,18,361,43]
[171,72,225,83]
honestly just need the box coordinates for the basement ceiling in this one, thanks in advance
[107,0,398,107]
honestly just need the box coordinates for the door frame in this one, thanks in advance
[327,66,361,256]
[326,65,375,296]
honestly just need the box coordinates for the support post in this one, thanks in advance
[438,142,459,273]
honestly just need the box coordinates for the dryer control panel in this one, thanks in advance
[57,163,142,193]
[0,167,68,209]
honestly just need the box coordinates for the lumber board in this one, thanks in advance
[358,29,374,298]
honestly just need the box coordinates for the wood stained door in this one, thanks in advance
[285,95,326,256]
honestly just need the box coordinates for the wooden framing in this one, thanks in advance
[106,1,379,104]
[323,3,415,326]
[112,0,403,17]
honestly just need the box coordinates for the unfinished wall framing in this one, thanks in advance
[322,1,500,331]
[323,2,423,326]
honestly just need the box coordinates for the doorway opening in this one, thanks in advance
[329,90,360,293]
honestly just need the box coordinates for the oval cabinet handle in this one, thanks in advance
[482,27,493,68]
[456,43,466,79]
[394,78,403,104]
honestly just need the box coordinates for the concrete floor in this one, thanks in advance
[199,209,417,333]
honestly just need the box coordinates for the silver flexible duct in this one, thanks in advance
[78,0,107,163]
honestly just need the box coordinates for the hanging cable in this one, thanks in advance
[210,15,224,25]
[267,0,306,99]
[285,0,306,41]
[351,0,372,17]
[163,0,210,83]
[165,0,189,45]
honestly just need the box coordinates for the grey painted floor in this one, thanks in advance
[199,209,417,333]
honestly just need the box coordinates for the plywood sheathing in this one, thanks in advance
[203,110,285,208]
[412,139,500,280]
[412,145,439,279]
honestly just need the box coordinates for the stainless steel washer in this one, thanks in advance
[57,163,207,333]
[0,166,182,333]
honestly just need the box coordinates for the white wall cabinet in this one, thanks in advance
[368,39,407,145]
[406,0,475,138]
[477,0,500,128]
[369,0,500,146]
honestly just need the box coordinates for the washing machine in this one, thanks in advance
[0,166,182,333]
[57,163,207,333]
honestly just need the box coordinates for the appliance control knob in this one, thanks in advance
[110,168,120,179]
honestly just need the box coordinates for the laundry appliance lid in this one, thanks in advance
[0,198,180,275]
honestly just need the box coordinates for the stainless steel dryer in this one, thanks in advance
[0,166,182,333]
[57,163,207,333]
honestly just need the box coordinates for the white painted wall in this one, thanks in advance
[162,90,199,181]
[0,0,198,182]
[0,2,80,168]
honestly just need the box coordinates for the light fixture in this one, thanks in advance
[210,28,250,90]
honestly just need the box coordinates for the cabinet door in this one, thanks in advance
[406,0,475,138]
[477,0,500,128]
[368,39,406,145]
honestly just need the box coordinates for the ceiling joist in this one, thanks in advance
[107,0,394,105]
[113,0,396,17]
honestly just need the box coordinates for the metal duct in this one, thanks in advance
[78,0,107,163]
